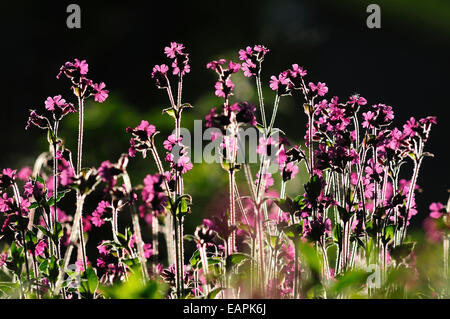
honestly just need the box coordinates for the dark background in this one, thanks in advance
[2,0,450,258]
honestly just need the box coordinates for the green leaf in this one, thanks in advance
[116,232,128,248]
[389,242,415,263]
[35,175,45,185]
[28,202,39,209]
[333,224,343,246]
[162,108,176,119]
[281,223,302,241]
[100,272,168,299]
[329,270,370,297]
[25,230,38,246]
[382,225,395,244]
[226,253,251,272]
[47,256,59,284]
[304,175,322,203]
[79,266,99,298]
[189,250,201,268]
[337,206,352,223]
[273,196,298,214]
[206,287,223,299]
[237,222,254,236]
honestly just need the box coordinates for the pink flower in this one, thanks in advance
[163,134,182,151]
[308,82,328,96]
[282,161,299,181]
[142,174,168,215]
[214,78,234,98]
[151,64,169,88]
[228,61,241,73]
[349,95,367,106]
[255,172,274,189]
[97,241,109,256]
[74,59,89,75]
[0,252,7,267]
[93,82,109,103]
[143,243,153,259]
[45,95,66,111]
[44,95,76,120]
[238,46,253,61]
[269,72,290,91]
[91,200,110,227]
[18,166,32,181]
[34,241,47,257]
[290,64,307,77]
[206,59,226,73]
[164,42,185,58]
[176,155,193,174]
[429,202,445,219]
[257,137,277,156]
[362,111,375,128]
[75,259,91,273]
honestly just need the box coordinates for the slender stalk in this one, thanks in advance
[122,171,149,281]
[444,233,449,284]
[52,120,59,231]
[199,245,210,295]
[256,73,267,131]
[293,240,299,299]
[401,158,422,242]
[228,169,236,255]
[76,97,84,175]
[78,214,87,272]
[12,183,31,289]
[55,194,85,295]
[152,215,159,271]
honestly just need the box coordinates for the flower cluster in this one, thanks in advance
[57,58,109,102]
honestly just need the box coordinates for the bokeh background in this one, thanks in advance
[2,0,450,259]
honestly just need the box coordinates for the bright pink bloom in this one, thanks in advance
[308,82,328,96]
[45,95,67,111]
[93,82,109,103]
[164,42,185,58]
[429,202,445,219]
[163,134,182,151]
[18,166,32,181]
[290,64,307,77]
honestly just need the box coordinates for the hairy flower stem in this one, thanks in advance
[112,208,119,244]
[122,171,149,281]
[255,204,266,294]
[444,233,449,283]
[76,97,84,175]
[78,215,87,272]
[228,169,236,255]
[199,244,209,295]
[149,145,174,266]
[321,240,330,283]
[12,183,31,288]
[52,121,63,260]
[152,216,159,270]
[52,121,59,229]
[174,112,185,298]
[307,112,315,175]
[256,73,267,131]
[267,95,280,135]
[55,194,85,295]
[293,240,299,299]
[401,157,422,243]
[74,96,88,272]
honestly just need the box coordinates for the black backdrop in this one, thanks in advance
[2,0,450,230]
